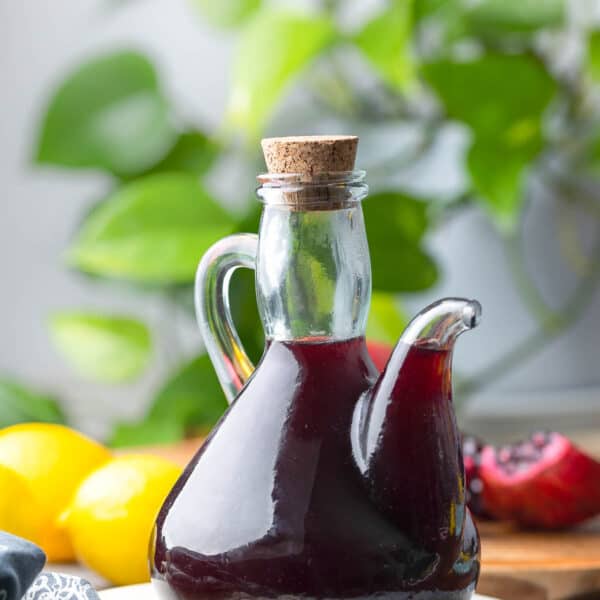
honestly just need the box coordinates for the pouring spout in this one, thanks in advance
[350,297,482,548]
[398,298,481,350]
[351,298,482,475]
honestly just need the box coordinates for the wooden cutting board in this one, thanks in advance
[477,520,600,599]
[127,439,600,600]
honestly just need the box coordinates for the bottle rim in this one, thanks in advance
[256,170,368,207]
[257,170,365,187]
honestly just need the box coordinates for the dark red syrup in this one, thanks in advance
[151,337,479,599]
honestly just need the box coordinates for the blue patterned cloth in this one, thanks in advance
[0,531,45,600]
[23,573,100,600]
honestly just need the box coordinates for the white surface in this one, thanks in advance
[99,583,499,600]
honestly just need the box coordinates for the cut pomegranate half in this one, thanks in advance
[479,432,600,528]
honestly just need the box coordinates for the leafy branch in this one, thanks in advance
[11,0,600,440]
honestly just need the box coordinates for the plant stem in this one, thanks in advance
[429,192,476,228]
[503,232,559,329]
[367,124,439,182]
[546,164,600,220]
[457,233,600,403]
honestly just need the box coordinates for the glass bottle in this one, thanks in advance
[151,136,480,600]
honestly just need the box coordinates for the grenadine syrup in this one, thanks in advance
[151,337,479,599]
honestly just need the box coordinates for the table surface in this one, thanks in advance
[98,583,500,600]
[49,434,600,600]
[52,517,600,600]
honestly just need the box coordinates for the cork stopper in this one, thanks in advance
[261,135,358,175]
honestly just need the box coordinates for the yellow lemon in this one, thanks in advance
[0,463,44,544]
[0,423,111,561]
[63,454,181,585]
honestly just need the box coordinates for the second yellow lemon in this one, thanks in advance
[63,454,181,585]
[0,423,111,560]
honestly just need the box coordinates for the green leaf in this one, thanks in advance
[365,191,429,242]
[415,0,479,54]
[110,418,184,447]
[36,51,176,177]
[423,54,556,228]
[414,0,449,21]
[110,354,227,447]
[191,0,261,27]
[462,0,565,37]
[145,131,219,177]
[227,10,336,136]
[415,0,564,45]
[234,202,262,235]
[49,312,151,383]
[366,292,408,344]
[69,172,236,283]
[422,53,556,139]
[586,31,600,82]
[0,379,66,427]
[370,244,438,293]
[355,0,415,90]
[585,130,600,170]
[363,192,438,292]
[149,354,226,423]
[467,137,539,231]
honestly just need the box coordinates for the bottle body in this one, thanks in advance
[151,170,479,599]
[151,338,479,599]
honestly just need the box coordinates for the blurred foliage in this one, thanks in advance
[226,11,336,136]
[414,0,565,41]
[69,173,236,283]
[15,0,600,442]
[145,132,219,178]
[49,313,151,383]
[0,380,65,427]
[459,0,565,36]
[423,52,556,229]
[110,354,226,446]
[191,0,261,28]
[366,292,408,345]
[354,0,414,90]
[587,30,600,81]
[36,52,175,177]
[363,192,437,291]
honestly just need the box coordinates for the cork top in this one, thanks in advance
[261,135,358,175]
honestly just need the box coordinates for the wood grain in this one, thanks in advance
[478,520,600,600]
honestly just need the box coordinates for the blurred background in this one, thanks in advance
[1,0,599,445]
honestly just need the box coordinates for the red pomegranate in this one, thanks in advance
[366,340,393,372]
[463,432,600,529]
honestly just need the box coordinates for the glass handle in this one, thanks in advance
[194,233,258,404]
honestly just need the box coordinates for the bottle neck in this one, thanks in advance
[255,202,371,342]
